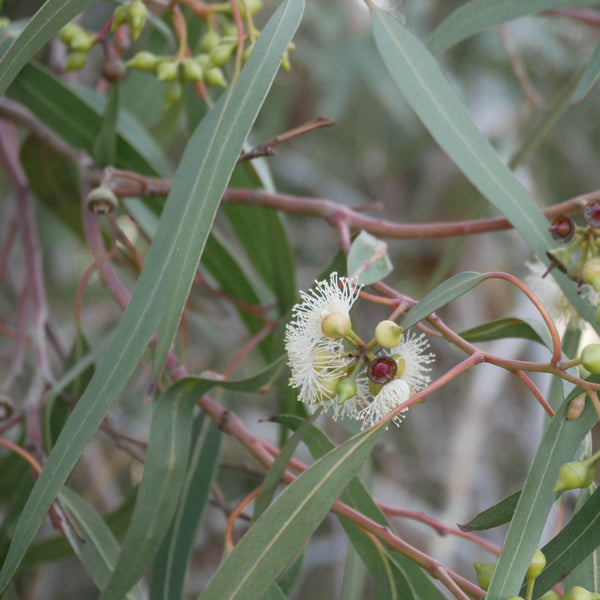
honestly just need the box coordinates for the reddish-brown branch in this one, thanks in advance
[380,504,501,556]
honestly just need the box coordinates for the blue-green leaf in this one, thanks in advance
[427,0,600,56]
[0,0,96,98]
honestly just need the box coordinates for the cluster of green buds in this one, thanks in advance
[59,22,98,72]
[476,549,547,599]
[111,0,147,41]
[545,199,600,312]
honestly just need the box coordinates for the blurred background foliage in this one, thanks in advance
[1,0,600,598]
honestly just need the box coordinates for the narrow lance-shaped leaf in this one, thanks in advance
[199,425,383,600]
[0,0,301,577]
[426,0,600,56]
[0,0,96,98]
[58,488,141,600]
[150,415,222,600]
[273,415,447,599]
[523,484,600,597]
[101,358,283,600]
[486,388,598,599]
[151,0,305,386]
[98,381,200,600]
[399,271,484,330]
[573,38,600,104]
[370,6,598,331]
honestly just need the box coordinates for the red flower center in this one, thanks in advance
[367,357,397,385]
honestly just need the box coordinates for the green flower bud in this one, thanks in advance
[182,59,203,82]
[567,394,586,420]
[209,44,235,67]
[70,31,96,52]
[374,320,402,349]
[321,312,351,339]
[563,586,600,600]
[581,257,600,292]
[242,40,255,63]
[204,67,227,88]
[127,0,147,40]
[473,562,495,591]
[126,51,160,71]
[281,50,291,72]
[200,29,222,53]
[86,185,118,214]
[194,54,210,69]
[337,376,357,404]
[164,81,182,104]
[581,344,600,374]
[526,548,546,581]
[156,60,179,82]
[538,591,561,600]
[64,51,88,72]
[244,0,263,15]
[112,4,129,30]
[553,460,595,492]
[59,22,85,45]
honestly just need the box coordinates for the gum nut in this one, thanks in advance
[374,320,402,349]
[103,56,126,81]
[156,61,179,82]
[581,258,600,292]
[209,44,234,67]
[200,29,222,53]
[563,586,600,600]
[182,60,203,82]
[204,67,227,88]
[86,185,118,214]
[65,52,88,72]
[553,461,594,492]
[321,312,351,339]
[70,31,96,52]
[59,22,84,44]
[126,51,159,71]
[112,3,129,30]
[473,562,495,591]
[336,377,357,404]
[525,548,546,580]
[127,0,147,39]
[164,81,182,104]
[581,344,600,374]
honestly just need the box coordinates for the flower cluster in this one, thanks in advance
[285,273,435,429]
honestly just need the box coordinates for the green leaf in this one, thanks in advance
[104,358,283,600]
[273,415,447,599]
[44,328,95,450]
[399,271,484,330]
[19,135,82,238]
[564,486,600,593]
[459,317,549,347]
[371,6,598,331]
[58,487,141,600]
[199,425,383,600]
[93,81,120,167]
[252,410,321,522]
[573,38,600,103]
[151,0,305,385]
[0,0,96,98]
[426,0,600,55]
[8,62,171,177]
[509,69,583,169]
[458,490,521,532]
[225,161,297,315]
[485,389,599,599]
[347,231,393,286]
[98,380,200,600]
[525,485,600,597]
[150,414,222,600]
[0,0,302,589]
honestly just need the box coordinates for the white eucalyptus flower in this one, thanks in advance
[285,273,360,408]
[357,331,435,429]
[525,261,584,328]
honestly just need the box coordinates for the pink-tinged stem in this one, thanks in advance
[513,370,554,417]
[379,504,501,556]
